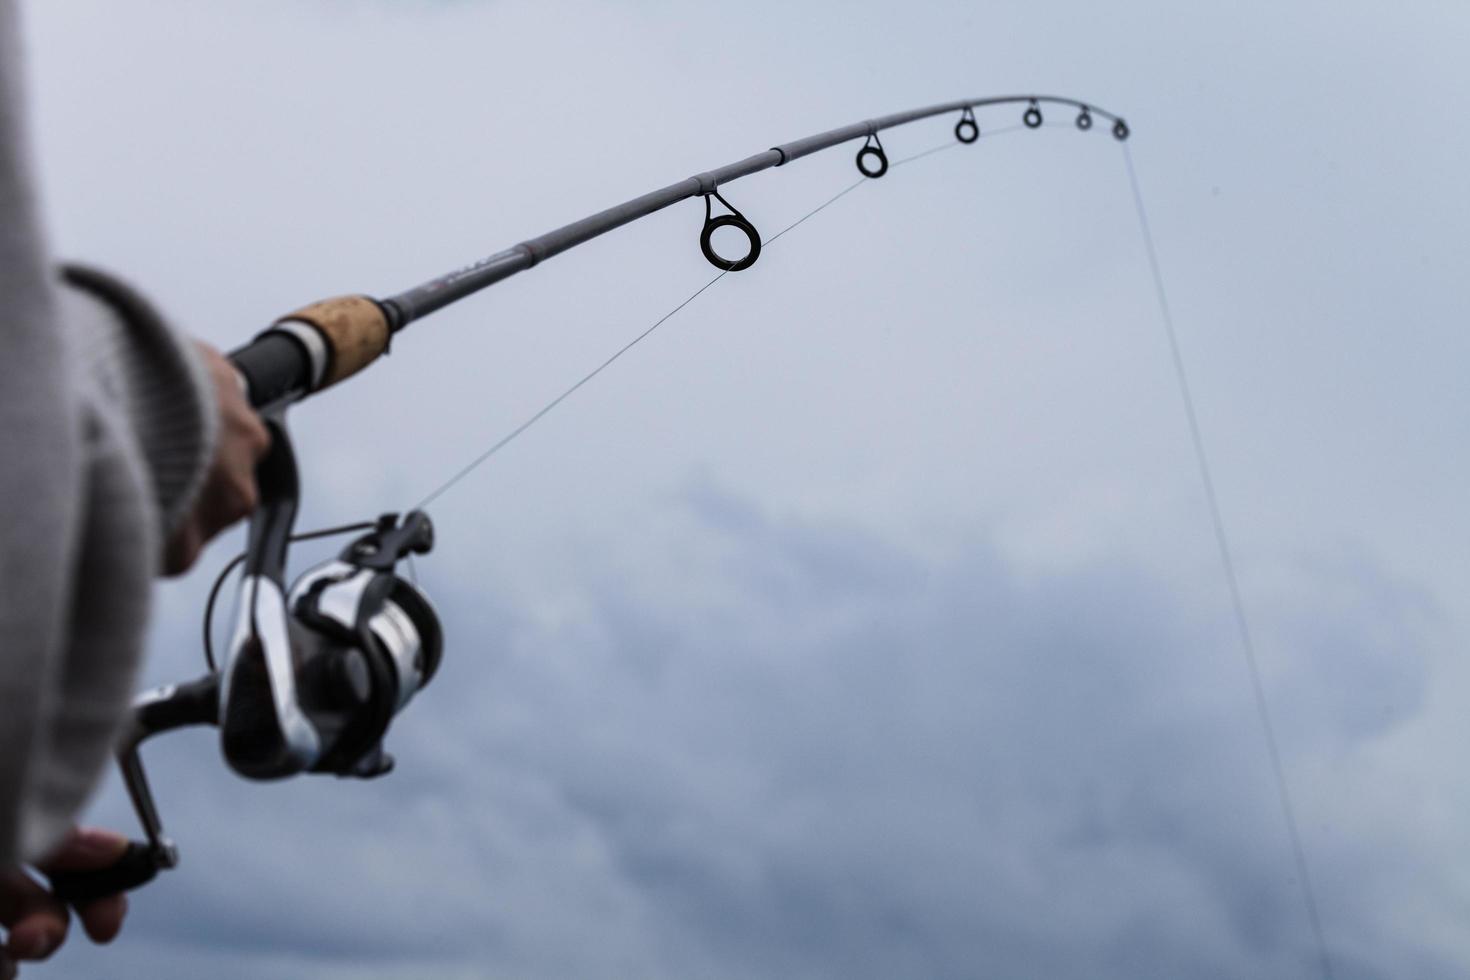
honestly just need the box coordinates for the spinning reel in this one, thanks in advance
[50,418,443,905]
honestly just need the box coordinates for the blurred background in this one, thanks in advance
[16,0,1469,976]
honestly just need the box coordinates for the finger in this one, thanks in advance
[193,474,255,541]
[220,413,270,481]
[211,345,270,461]
[219,467,260,521]
[162,519,203,577]
[236,409,271,461]
[5,908,66,963]
[73,893,127,945]
[34,829,131,947]
[0,869,67,963]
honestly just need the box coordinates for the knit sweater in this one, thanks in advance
[0,1,216,864]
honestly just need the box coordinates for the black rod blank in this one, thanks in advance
[383,94,1126,326]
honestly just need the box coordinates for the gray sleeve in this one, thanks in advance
[14,278,216,864]
[0,0,217,864]
[0,0,84,866]
[59,264,218,545]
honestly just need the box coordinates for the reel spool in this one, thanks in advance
[50,419,445,905]
[221,511,442,780]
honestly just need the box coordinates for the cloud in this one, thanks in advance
[21,3,1470,974]
[53,477,1458,979]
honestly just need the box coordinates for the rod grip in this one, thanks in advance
[229,295,391,409]
[279,295,390,391]
[231,331,312,409]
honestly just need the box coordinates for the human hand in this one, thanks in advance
[163,341,271,576]
[0,827,131,977]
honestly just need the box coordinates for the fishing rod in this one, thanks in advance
[49,92,1127,906]
[232,95,1126,411]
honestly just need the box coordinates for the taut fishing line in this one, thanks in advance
[1122,144,1335,980]
[409,135,985,511]
[400,122,1334,979]
[59,92,1330,980]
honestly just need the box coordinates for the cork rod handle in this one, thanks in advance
[229,294,394,409]
[277,295,391,390]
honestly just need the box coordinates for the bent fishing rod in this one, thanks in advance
[49,93,1127,906]
[232,95,1126,410]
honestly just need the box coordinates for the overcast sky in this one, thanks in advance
[15,0,1470,977]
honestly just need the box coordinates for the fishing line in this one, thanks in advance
[408,133,988,511]
[401,124,1336,979]
[208,138,971,669]
[86,94,1147,911]
[409,269,730,511]
[1122,143,1335,980]
[760,179,865,248]
[887,140,960,168]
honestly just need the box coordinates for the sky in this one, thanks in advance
[14,0,1470,977]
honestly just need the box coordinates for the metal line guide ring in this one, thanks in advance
[954,107,979,144]
[1075,106,1093,130]
[1023,100,1043,129]
[699,191,762,271]
[855,133,889,178]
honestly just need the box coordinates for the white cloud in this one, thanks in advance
[16,0,1470,976]
[56,480,1466,978]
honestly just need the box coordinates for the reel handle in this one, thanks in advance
[47,676,217,907]
[48,841,171,907]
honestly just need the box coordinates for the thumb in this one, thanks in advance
[36,828,129,874]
